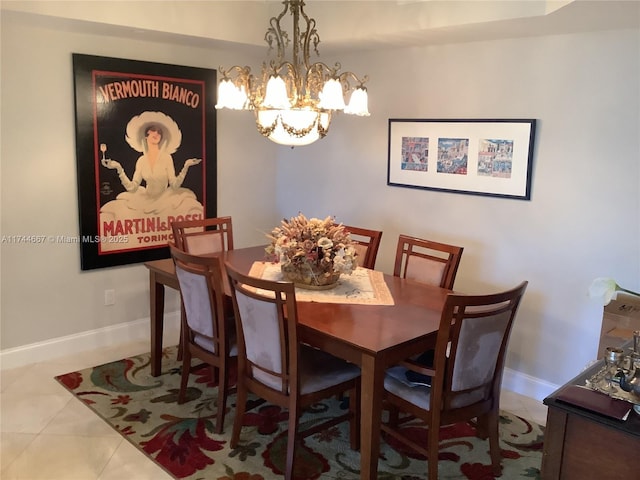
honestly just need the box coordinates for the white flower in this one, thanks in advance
[317,237,333,250]
[332,247,357,274]
[588,277,640,306]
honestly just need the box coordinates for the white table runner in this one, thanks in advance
[248,261,395,306]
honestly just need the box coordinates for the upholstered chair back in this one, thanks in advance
[233,287,292,392]
[227,269,297,395]
[175,258,222,354]
[446,302,513,409]
[172,216,233,255]
[394,234,463,290]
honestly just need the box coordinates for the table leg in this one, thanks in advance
[359,353,383,479]
[149,271,165,377]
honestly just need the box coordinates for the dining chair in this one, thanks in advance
[225,262,361,480]
[393,234,464,290]
[380,280,528,480]
[342,224,383,270]
[171,216,234,360]
[170,244,237,434]
[171,216,234,255]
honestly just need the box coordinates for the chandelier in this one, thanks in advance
[215,0,370,147]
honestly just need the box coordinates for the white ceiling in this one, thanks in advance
[2,1,639,55]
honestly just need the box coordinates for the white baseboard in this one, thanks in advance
[503,366,560,402]
[1,313,559,402]
[0,312,181,370]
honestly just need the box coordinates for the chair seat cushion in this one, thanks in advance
[384,366,432,410]
[299,345,360,395]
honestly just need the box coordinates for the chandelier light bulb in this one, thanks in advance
[216,79,241,110]
[318,79,346,110]
[344,87,370,117]
[263,76,291,109]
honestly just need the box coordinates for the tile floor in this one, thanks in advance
[0,335,548,480]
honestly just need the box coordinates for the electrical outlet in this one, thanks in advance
[104,289,115,306]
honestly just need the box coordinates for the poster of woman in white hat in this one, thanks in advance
[72,54,217,270]
[99,111,204,251]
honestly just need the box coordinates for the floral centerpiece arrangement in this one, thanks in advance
[265,213,358,289]
[589,277,640,306]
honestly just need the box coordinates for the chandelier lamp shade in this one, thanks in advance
[215,0,370,147]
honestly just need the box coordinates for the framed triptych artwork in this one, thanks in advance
[387,119,536,200]
[72,54,217,270]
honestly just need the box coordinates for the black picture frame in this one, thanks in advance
[387,119,536,200]
[72,54,217,270]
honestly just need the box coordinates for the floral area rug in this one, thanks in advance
[55,346,544,479]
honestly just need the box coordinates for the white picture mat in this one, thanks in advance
[387,119,535,199]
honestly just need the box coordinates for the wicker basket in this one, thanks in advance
[281,263,341,290]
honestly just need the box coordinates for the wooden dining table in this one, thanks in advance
[145,245,450,479]
[144,256,180,377]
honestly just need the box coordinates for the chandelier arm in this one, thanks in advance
[306,61,334,76]
[336,70,369,89]
[297,1,320,68]
[265,1,291,63]
[219,65,252,79]
[269,61,296,77]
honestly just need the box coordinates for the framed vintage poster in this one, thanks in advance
[72,53,217,270]
[387,119,536,200]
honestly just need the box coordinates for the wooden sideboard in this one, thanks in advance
[541,357,640,479]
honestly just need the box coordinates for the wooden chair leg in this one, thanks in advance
[215,365,228,434]
[178,350,191,404]
[485,410,503,475]
[349,385,361,450]
[285,400,300,480]
[427,425,440,480]
[177,307,186,361]
[231,382,247,448]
